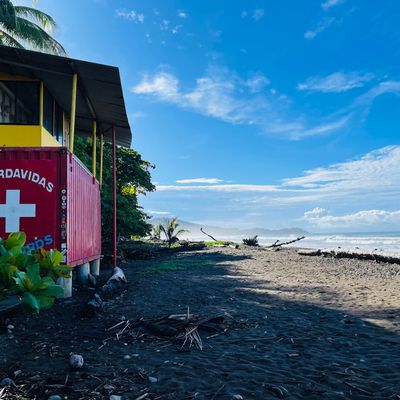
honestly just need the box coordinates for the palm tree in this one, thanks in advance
[160,218,187,248]
[150,224,162,240]
[0,0,66,55]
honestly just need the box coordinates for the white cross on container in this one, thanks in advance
[0,190,36,233]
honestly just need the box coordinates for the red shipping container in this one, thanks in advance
[0,147,101,267]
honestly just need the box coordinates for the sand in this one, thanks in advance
[1,247,399,399]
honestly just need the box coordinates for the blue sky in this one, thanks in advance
[26,0,400,232]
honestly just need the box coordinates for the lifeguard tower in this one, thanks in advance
[0,45,132,296]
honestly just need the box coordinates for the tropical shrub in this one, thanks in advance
[0,232,72,311]
[243,235,259,246]
[74,137,155,244]
[150,224,163,240]
[160,218,188,248]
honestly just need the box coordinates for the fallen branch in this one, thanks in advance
[298,248,400,264]
[266,236,305,248]
[200,227,218,242]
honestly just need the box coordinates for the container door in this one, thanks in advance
[0,149,61,252]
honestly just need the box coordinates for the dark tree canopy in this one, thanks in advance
[74,137,155,244]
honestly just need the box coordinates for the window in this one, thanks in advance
[54,103,63,143]
[0,81,39,125]
[43,86,54,134]
[43,87,63,144]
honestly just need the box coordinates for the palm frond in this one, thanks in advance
[14,6,56,31]
[0,29,23,48]
[13,16,66,55]
[0,0,17,30]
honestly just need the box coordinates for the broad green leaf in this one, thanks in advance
[5,232,26,250]
[49,250,63,266]
[22,292,40,310]
[39,284,63,298]
[36,295,55,309]
[26,264,41,288]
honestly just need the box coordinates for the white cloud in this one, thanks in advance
[131,67,351,139]
[132,72,179,100]
[298,72,374,93]
[157,184,279,192]
[253,9,265,21]
[157,147,400,211]
[147,210,171,216]
[282,146,400,191]
[177,10,187,18]
[303,207,326,218]
[161,19,170,31]
[176,178,224,184]
[132,64,400,141]
[115,9,144,23]
[304,17,335,39]
[147,146,400,231]
[303,209,400,229]
[171,24,183,34]
[321,0,345,10]
[244,72,270,93]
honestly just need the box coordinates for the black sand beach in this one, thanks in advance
[1,247,400,399]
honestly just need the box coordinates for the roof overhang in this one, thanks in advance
[0,45,132,147]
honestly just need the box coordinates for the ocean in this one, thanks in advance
[183,232,400,253]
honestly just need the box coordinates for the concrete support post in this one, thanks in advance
[57,276,72,298]
[77,262,90,284]
[90,259,100,276]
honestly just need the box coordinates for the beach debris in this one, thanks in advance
[134,394,149,400]
[298,248,400,265]
[110,396,122,400]
[148,376,158,383]
[297,249,321,256]
[103,308,236,352]
[265,384,288,398]
[232,395,244,400]
[69,353,84,369]
[48,395,62,400]
[0,377,14,387]
[200,227,218,241]
[85,267,127,316]
[141,310,232,351]
[266,236,305,248]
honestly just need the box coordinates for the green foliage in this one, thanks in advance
[0,232,71,312]
[0,0,66,55]
[74,137,155,245]
[150,224,163,240]
[159,218,188,248]
[243,235,259,246]
[204,240,237,247]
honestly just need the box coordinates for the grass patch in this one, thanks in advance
[145,258,216,273]
[205,241,238,247]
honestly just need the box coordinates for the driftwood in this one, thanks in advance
[298,248,400,264]
[266,236,305,248]
[200,227,217,242]
[85,267,127,316]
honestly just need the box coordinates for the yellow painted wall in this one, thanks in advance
[0,125,61,147]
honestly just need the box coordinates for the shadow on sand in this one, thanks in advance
[129,250,400,399]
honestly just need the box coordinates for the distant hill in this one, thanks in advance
[150,218,309,239]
